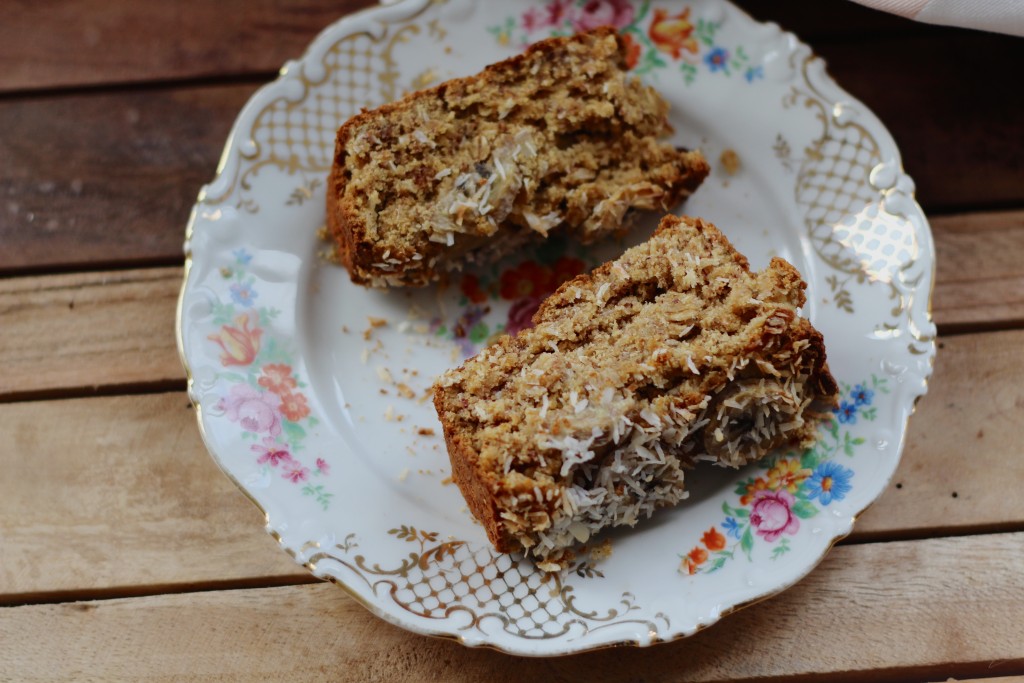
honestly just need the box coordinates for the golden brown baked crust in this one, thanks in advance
[433,215,838,562]
[328,28,709,287]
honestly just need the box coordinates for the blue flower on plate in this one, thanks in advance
[722,516,742,540]
[230,281,258,307]
[805,461,854,506]
[704,47,729,72]
[233,248,253,265]
[851,384,874,406]
[744,65,764,82]
[835,400,857,424]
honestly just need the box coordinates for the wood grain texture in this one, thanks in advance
[3,211,1024,399]
[0,0,928,94]
[0,85,254,273]
[0,0,373,93]
[4,323,1024,599]
[931,210,1024,332]
[0,392,306,602]
[1,532,1022,681]
[1,21,1022,273]
[855,329,1024,537]
[0,267,184,400]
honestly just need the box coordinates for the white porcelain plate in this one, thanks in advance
[178,0,936,656]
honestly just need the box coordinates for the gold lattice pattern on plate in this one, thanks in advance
[310,527,662,640]
[251,35,383,174]
[225,7,432,212]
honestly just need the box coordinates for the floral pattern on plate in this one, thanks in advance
[489,0,764,83]
[430,236,597,356]
[680,377,889,574]
[179,0,936,655]
[205,249,332,510]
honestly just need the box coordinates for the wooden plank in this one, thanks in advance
[3,211,1024,399]
[0,0,373,93]
[1,31,1022,274]
[0,84,254,273]
[0,392,307,602]
[1,532,1022,681]
[0,0,929,94]
[0,267,184,400]
[3,322,1024,599]
[931,210,1024,332]
[855,328,1024,537]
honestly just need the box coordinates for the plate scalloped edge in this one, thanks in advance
[177,0,936,656]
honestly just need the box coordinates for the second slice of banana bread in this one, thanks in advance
[433,215,838,566]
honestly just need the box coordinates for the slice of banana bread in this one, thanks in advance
[433,215,838,566]
[327,28,709,288]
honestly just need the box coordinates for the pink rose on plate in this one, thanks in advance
[573,0,635,32]
[218,383,282,436]
[749,489,800,542]
[506,296,544,335]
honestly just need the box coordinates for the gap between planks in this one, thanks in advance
[2,209,1024,402]
[0,532,1022,682]
[3,317,1024,601]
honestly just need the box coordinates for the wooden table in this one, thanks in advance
[2,1,1023,680]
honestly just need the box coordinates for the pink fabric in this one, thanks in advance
[849,0,929,19]
[849,0,1024,36]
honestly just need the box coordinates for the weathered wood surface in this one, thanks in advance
[4,1,1023,679]
[4,211,1024,400]
[0,0,959,94]
[0,393,307,604]
[4,324,1024,599]
[1,7,1022,273]
[2,532,1022,682]
[0,267,185,400]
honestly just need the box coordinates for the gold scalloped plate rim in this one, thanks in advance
[176,0,937,656]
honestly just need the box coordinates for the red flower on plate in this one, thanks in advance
[550,256,586,290]
[279,391,311,422]
[258,363,297,395]
[701,526,727,552]
[749,490,800,542]
[460,273,489,304]
[499,261,553,300]
[680,546,709,575]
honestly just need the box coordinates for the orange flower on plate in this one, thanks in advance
[701,527,727,552]
[621,32,642,70]
[680,546,709,575]
[648,7,699,59]
[208,313,262,367]
[258,363,297,395]
[740,476,770,506]
[279,391,310,422]
[767,458,811,494]
[499,261,553,300]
